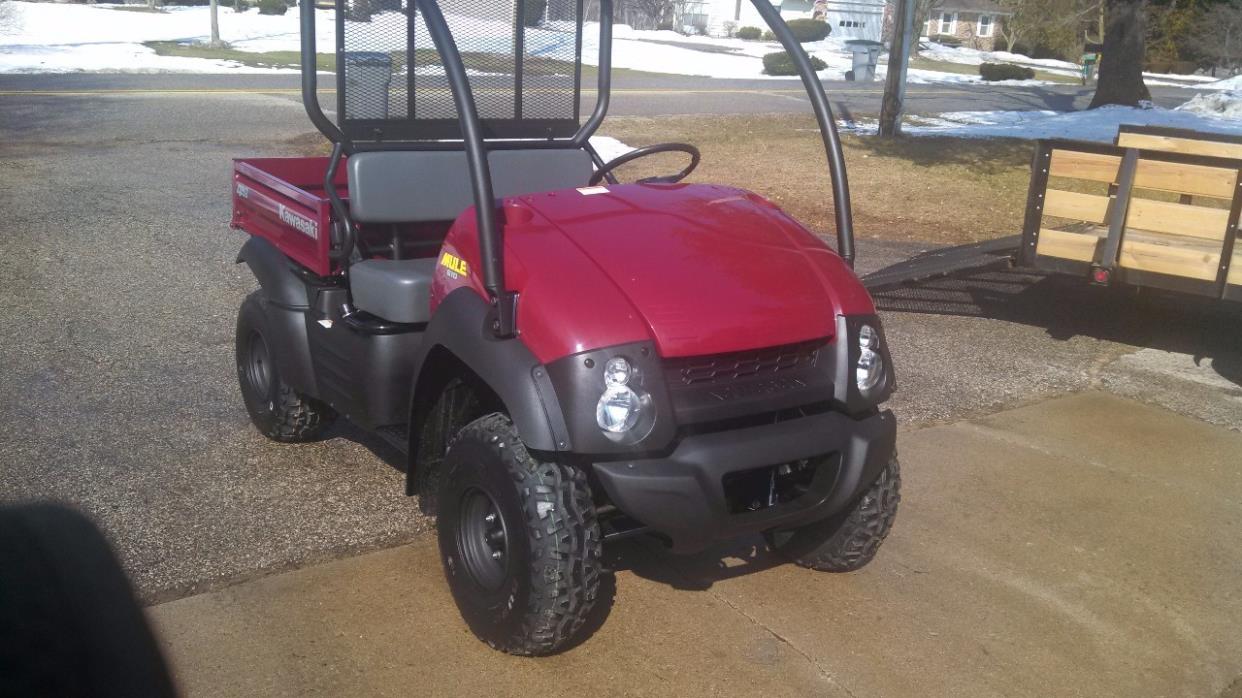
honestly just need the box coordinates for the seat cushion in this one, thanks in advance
[346,148,593,223]
[349,258,437,324]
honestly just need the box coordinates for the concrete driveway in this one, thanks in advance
[151,392,1242,698]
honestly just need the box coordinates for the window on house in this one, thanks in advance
[977,14,993,37]
[938,12,956,35]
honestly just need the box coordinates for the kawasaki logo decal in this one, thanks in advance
[279,205,319,240]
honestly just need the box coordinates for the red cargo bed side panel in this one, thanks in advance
[230,157,347,277]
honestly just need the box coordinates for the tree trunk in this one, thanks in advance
[209,0,223,47]
[880,0,915,136]
[1089,0,1150,108]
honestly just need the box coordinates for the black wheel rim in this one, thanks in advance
[456,487,509,592]
[244,330,273,400]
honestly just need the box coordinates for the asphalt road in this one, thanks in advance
[0,71,1205,119]
[0,82,1238,604]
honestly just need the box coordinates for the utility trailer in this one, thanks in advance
[864,125,1242,304]
[231,0,900,655]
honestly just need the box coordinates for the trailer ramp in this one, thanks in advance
[862,235,1020,293]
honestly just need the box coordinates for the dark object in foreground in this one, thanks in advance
[227,0,899,655]
[0,504,177,698]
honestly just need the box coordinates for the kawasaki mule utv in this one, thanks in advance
[230,0,899,655]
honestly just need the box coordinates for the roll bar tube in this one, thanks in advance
[571,0,613,146]
[300,0,346,145]
[417,0,516,337]
[748,0,856,268]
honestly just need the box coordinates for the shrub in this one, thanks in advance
[736,26,763,41]
[523,0,546,26]
[934,36,962,47]
[979,62,1035,81]
[761,29,776,41]
[762,51,828,76]
[785,18,830,42]
[258,0,287,14]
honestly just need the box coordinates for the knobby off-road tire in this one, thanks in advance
[235,292,336,443]
[766,455,901,572]
[437,413,602,656]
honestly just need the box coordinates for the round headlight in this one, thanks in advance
[596,385,642,433]
[604,357,632,387]
[857,324,884,393]
[859,324,879,350]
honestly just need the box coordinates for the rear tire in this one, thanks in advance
[437,413,602,656]
[765,455,901,572]
[235,292,335,443]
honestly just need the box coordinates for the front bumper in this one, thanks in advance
[591,408,896,553]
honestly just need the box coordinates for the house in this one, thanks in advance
[923,0,1010,51]
[697,0,886,41]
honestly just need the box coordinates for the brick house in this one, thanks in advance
[924,0,1010,51]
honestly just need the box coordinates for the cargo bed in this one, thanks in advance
[231,157,348,277]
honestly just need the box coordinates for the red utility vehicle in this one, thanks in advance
[231,0,899,655]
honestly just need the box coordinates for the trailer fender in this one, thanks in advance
[408,288,567,469]
[235,237,319,396]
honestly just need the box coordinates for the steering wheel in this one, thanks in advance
[589,143,701,186]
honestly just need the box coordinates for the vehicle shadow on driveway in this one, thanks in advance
[605,535,784,592]
[871,267,1242,390]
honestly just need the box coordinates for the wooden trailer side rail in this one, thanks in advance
[1020,139,1242,302]
[1115,125,1242,160]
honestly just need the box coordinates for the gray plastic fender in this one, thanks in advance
[235,237,318,396]
[408,288,568,456]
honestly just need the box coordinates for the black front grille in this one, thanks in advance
[664,339,825,388]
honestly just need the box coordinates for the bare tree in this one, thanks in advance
[1194,1,1242,74]
[912,0,942,53]
[1089,0,1150,108]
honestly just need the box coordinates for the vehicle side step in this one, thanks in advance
[374,424,410,455]
[862,235,1021,292]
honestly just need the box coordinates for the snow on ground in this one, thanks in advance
[918,39,1219,88]
[843,101,1242,142]
[587,135,632,162]
[1202,74,1242,91]
[0,0,1055,83]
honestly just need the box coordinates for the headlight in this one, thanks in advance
[596,385,642,433]
[595,356,650,436]
[856,324,884,393]
[604,356,632,387]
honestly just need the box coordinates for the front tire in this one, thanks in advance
[437,413,602,656]
[235,292,335,443]
[766,455,901,572]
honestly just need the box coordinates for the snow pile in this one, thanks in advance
[1175,91,1242,119]
[845,104,1242,142]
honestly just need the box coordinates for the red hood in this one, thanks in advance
[438,183,874,363]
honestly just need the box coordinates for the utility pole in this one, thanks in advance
[879,0,915,136]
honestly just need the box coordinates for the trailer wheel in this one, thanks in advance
[765,455,901,572]
[235,293,335,443]
[437,413,601,656]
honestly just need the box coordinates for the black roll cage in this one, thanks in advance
[300,0,856,338]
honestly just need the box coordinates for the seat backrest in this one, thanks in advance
[347,148,593,223]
